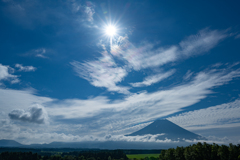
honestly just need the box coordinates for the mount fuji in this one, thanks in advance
[126,119,206,141]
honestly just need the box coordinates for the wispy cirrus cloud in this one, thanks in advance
[83,2,95,22]
[22,48,49,58]
[168,98,240,130]
[71,1,95,22]
[0,88,53,113]
[111,40,178,70]
[130,69,176,87]
[180,28,227,57]
[183,70,194,81]
[111,29,228,71]
[15,64,36,72]
[73,28,228,94]
[71,52,130,94]
[34,48,47,58]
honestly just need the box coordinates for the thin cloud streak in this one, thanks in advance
[183,70,194,81]
[130,69,176,87]
[111,29,228,70]
[15,64,36,72]
[180,28,227,56]
[0,88,53,113]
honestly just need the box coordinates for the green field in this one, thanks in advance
[127,154,160,159]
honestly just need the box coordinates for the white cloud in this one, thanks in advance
[22,48,48,58]
[130,69,175,87]
[34,48,47,58]
[71,52,130,94]
[212,63,223,68]
[8,104,48,124]
[180,28,227,56]
[84,4,95,22]
[183,70,194,81]
[168,98,240,130]
[71,0,95,22]
[71,28,228,94]
[0,63,19,84]
[0,64,14,80]
[10,78,20,84]
[184,136,231,145]
[111,29,228,71]
[111,40,178,70]
[105,134,173,143]
[15,64,36,72]
[0,88,53,114]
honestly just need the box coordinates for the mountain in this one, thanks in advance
[0,139,23,147]
[126,119,206,141]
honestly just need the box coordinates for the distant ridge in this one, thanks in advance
[0,139,23,147]
[126,119,206,141]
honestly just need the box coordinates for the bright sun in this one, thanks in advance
[105,25,116,37]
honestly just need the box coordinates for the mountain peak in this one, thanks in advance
[126,119,206,141]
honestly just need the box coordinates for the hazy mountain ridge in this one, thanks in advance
[0,139,23,147]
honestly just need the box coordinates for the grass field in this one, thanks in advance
[126,154,160,159]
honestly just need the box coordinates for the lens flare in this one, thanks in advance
[105,25,116,37]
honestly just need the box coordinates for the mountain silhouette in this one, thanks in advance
[0,139,23,147]
[126,119,206,141]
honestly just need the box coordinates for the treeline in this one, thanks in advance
[123,150,162,155]
[0,150,128,160]
[159,142,240,160]
[0,148,100,155]
[0,148,161,156]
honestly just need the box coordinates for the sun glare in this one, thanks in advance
[105,25,116,37]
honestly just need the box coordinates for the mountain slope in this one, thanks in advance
[126,119,206,141]
[0,139,23,147]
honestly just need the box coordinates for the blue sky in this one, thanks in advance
[1,0,240,145]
